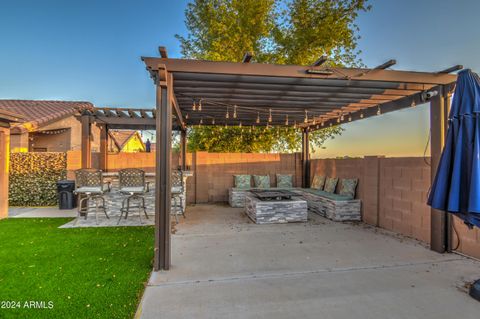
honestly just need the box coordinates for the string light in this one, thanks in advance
[239,121,242,128]
[293,120,297,129]
[198,99,202,111]
[360,112,364,119]
[211,118,215,125]
[285,114,289,126]
[377,106,381,115]
[192,100,197,111]
[199,118,203,125]
[304,110,308,123]
[329,123,333,127]
[233,105,237,118]
[185,113,189,119]
[411,99,416,107]
[226,107,230,119]
[316,124,319,129]
[313,117,316,125]
[348,114,352,122]
[337,117,340,123]
[321,121,325,127]
[256,112,260,124]
[268,108,272,123]
[340,113,344,121]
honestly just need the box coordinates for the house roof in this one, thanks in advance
[108,129,143,150]
[0,100,93,133]
[0,109,23,124]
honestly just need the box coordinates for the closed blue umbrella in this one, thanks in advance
[428,69,480,228]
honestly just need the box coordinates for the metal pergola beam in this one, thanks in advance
[430,86,449,253]
[142,57,457,85]
[154,65,172,271]
[302,129,310,188]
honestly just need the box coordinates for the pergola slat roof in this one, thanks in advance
[141,57,457,129]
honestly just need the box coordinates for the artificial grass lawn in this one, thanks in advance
[0,218,154,319]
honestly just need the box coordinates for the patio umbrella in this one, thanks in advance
[427,69,480,302]
[428,69,480,228]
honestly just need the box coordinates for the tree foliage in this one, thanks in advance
[176,0,370,153]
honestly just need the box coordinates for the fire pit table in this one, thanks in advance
[245,189,308,224]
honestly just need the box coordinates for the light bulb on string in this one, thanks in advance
[340,113,344,121]
[285,114,289,126]
[337,117,340,123]
[185,113,189,119]
[411,99,416,108]
[198,99,202,111]
[192,100,197,111]
[239,121,242,128]
[233,105,237,118]
[360,113,364,119]
[304,110,308,123]
[256,112,260,124]
[268,108,272,123]
[293,120,297,129]
[199,118,203,126]
[321,121,325,127]
[211,118,215,125]
[226,107,230,119]
[348,114,352,122]
[377,106,381,115]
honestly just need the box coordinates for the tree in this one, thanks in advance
[176,0,370,153]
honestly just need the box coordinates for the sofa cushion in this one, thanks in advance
[311,175,326,190]
[253,175,270,188]
[324,177,338,193]
[234,175,251,189]
[276,174,293,188]
[302,189,351,201]
[339,178,358,199]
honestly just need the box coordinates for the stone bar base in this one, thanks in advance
[245,193,307,224]
[229,188,249,208]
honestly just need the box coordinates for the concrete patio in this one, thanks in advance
[138,204,480,319]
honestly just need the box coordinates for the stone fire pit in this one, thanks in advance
[245,190,308,224]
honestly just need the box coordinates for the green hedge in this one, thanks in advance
[9,152,67,206]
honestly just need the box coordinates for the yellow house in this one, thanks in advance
[108,129,145,153]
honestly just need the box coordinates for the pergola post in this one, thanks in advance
[0,125,10,219]
[99,124,108,172]
[180,129,187,170]
[81,112,91,168]
[430,86,448,253]
[154,66,172,271]
[302,128,310,188]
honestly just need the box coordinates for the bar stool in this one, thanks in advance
[171,169,185,223]
[73,169,110,225]
[117,168,150,224]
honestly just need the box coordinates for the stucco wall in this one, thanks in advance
[10,115,100,152]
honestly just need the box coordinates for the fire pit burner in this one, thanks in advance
[249,189,298,201]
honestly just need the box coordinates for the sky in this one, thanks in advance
[1,0,479,158]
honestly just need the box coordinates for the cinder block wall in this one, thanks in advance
[310,156,480,259]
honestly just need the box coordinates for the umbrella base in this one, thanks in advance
[469,279,480,302]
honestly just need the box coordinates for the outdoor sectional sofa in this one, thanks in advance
[228,174,361,222]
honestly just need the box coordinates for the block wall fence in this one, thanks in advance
[66,150,480,258]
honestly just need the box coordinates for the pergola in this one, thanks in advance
[0,110,23,219]
[83,47,459,271]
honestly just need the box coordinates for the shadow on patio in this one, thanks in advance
[138,204,480,319]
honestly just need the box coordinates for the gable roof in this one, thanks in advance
[108,129,143,151]
[0,100,93,133]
